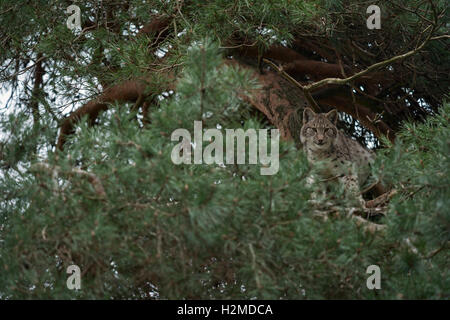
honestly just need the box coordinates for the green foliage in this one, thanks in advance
[373,105,450,298]
[0,0,448,300]
[0,38,448,298]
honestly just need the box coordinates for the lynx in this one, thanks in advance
[300,108,374,206]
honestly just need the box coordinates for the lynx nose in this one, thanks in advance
[316,135,324,144]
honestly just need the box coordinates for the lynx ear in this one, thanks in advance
[325,109,338,125]
[303,108,316,124]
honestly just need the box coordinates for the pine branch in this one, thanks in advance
[262,14,439,107]
[302,25,435,92]
[263,22,436,103]
[30,162,107,199]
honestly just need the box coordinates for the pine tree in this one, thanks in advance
[0,0,448,299]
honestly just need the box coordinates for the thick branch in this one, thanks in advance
[137,16,172,39]
[57,15,174,151]
[57,79,150,150]
[229,59,308,142]
[302,26,435,92]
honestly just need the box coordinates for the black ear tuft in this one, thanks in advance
[325,109,338,125]
[303,108,316,125]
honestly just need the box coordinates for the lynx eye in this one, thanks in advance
[325,128,335,136]
[305,127,316,136]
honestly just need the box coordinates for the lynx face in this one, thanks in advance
[300,108,338,152]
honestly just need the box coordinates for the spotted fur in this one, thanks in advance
[300,108,374,204]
